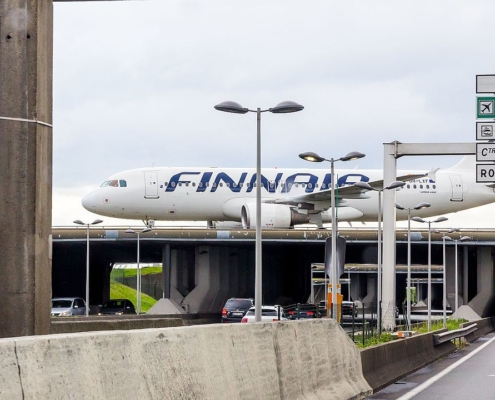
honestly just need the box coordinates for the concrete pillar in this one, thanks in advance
[463,246,469,305]
[162,244,171,298]
[0,0,53,337]
[469,247,493,317]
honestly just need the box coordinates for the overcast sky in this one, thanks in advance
[52,1,495,229]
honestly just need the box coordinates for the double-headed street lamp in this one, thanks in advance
[125,228,152,314]
[353,181,405,335]
[73,219,103,316]
[299,151,366,320]
[411,216,448,330]
[215,100,304,322]
[396,202,431,329]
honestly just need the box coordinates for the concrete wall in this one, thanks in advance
[0,319,371,400]
[361,330,456,392]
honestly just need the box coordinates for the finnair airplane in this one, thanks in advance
[82,156,494,228]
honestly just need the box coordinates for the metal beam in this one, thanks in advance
[382,141,475,331]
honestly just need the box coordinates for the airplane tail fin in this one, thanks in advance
[446,155,475,171]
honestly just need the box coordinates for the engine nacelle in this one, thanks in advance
[241,203,309,229]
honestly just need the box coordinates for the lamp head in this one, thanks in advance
[395,203,405,210]
[299,151,325,163]
[414,202,431,210]
[269,101,304,114]
[460,236,471,242]
[73,220,84,225]
[386,181,406,190]
[91,219,103,225]
[340,151,365,162]
[448,228,460,233]
[214,101,249,114]
[353,181,374,191]
[411,216,425,223]
[434,217,448,223]
[142,228,152,233]
[125,229,135,234]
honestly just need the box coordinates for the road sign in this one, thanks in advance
[476,164,495,182]
[477,75,495,93]
[477,97,495,118]
[476,143,495,161]
[476,122,495,140]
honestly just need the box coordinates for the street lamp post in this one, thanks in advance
[440,231,455,328]
[396,202,431,329]
[215,101,304,322]
[411,216,448,330]
[125,228,152,314]
[299,151,366,320]
[353,181,405,335]
[73,219,103,316]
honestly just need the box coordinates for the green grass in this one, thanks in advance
[110,266,162,279]
[109,280,157,313]
[353,318,469,349]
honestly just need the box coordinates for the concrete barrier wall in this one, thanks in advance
[461,317,495,343]
[0,319,371,400]
[361,331,456,392]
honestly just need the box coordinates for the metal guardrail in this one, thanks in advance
[433,323,478,345]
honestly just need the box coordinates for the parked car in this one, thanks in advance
[342,301,358,317]
[98,299,136,315]
[221,298,254,323]
[285,303,321,320]
[51,297,86,317]
[241,306,287,323]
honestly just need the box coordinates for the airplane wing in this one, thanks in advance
[270,173,426,206]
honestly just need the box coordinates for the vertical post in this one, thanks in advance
[463,246,468,306]
[454,240,459,319]
[137,232,141,314]
[377,190,382,336]
[255,108,262,322]
[0,0,53,338]
[162,244,171,299]
[427,223,432,331]
[407,209,412,329]
[330,158,338,320]
[85,224,90,317]
[442,235,447,328]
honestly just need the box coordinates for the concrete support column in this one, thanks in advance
[162,244,171,298]
[468,247,493,317]
[463,246,469,305]
[0,0,53,337]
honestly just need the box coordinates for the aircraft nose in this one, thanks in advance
[82,191,97,212]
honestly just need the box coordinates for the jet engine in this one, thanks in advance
[241,203,309,229]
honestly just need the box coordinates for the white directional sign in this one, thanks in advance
[476,164,495,182]
[476,122,495,140]
[477,75,495,93]
[477,143,495,161]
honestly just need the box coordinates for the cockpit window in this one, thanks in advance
[100,179,126,187]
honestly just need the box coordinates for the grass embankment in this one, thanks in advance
[109,267,161,313]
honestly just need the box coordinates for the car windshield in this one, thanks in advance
[52,300,72,308]
[245,308,279,316]
[226,299,252,309]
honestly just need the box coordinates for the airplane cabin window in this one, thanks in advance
[119,180,127,187]
[426,185,429,189]
[192,182,196,187]
[407,184,410,189]
[164,182,168,186]
[198,182,203,187]
[433,185,436,189]
[109,180,118,187]
[413,184,417,189]
[420,185,423,189]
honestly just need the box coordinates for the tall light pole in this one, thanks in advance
[440,231,454,328]
[215,101,304,321]
[396,202,431,329]
[73,219,103,316]
[299,151,366,320]
[125,228,152,314]
[353,181,405,335]
[412,216,448,330]
[453,235,471,318]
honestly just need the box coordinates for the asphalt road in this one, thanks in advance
[367,331,495,400]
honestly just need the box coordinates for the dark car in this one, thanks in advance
[341,301,358,317]
[98,299,136,315]
[221,298,254,323]
[285,303,321,320]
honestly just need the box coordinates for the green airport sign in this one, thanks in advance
[477,97,495,118]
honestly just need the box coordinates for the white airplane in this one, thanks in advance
[81,155,494,228]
